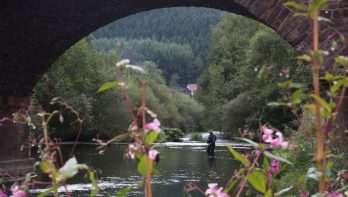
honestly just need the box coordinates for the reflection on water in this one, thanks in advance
[31,144,241,196]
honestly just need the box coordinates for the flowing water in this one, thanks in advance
[31,135,250,196]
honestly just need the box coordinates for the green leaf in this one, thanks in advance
[321,73,335,81]
[97,81,118,93]
[224,179,238,193]
[311,0,328,10]
[298,175,307,185]
[247,170,267,193]
[137,156,146,177]
[145,131,159,145]
[117,187,132,197]
[293,12,309,17]
[335,56,348,66]
[278,81,304,89]
[305,103,316,111]
[290,89,304,104]
[89,170,99,196]
[226,144,250,167]
[40,161,56,173]
[263,157,270,171]
[311,94,332,113]
[236,138,258,147]
[153,169,161,177]
[326,160,334,170]
[257,67,267,80]
[264,189,272,197]
[330,80,344,94]
[137,156,153,177]
[267,102,289,107]
[296,54,311,62]
[264,151,293,165]
[283,1,307,10]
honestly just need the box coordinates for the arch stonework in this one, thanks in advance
[0,0,347,172]
[0,0,347,97]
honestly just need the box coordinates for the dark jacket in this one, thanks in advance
[207,134,216,144]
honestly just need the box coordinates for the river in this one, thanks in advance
[31,134,249,196]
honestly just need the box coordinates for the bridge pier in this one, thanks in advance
[0,96,34,178]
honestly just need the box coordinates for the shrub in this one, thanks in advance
[162,127,184,142]
[154,131,167,143]
[190,132,204,142]
[273,110,317,195]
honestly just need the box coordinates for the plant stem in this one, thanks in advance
[145,157,152,197]
[311,8,326,193]
[235,154,260,197]
[141,83,152,197]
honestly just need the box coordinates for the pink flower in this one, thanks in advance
[128,144,136,159]
[270,132,288,149]
[205,183,230,197]
[205,183,218,195]
[148,149,159,161]
[299,192,309,197]
[145,118,161,132]
[261,127,274,143]
[328,193,345,197]
[270,159,280,173]
[255,148,262,156]
[10,185,25,197]
[0,189,7,197]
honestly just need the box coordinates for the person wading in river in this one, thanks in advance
[206,130,217,156]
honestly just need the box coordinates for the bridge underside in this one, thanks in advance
[0,0,347,177]
[0,0,348,97]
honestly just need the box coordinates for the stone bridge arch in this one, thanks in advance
[0,0,347,171]
[0,0,348,98]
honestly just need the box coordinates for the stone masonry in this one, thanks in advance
[0,0,347,176]
[0,0,347,96]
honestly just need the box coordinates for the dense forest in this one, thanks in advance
[23,3,348,196]
[195,13,311,136]
[33,40,204,140]
[90,7,221,86]
[33,8,310,140]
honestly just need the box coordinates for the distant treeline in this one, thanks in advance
[91,37,201,86]
[33,9,312,140]
[90,7,221,86]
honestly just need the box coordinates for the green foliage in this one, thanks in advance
[145,131,160,145]
[189,133,204,142]
[90,8,222,86]
[161,127,184,142]
[137,155,153,177]
[247,170,267,194]
[273,111,317,195]
[33,40,104,139]
[115,187,132,197]
[196,13,311,134]
[33,40,204,140]
[92,7,221,67]
[91,37,201,86]
[226,144,250,167]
